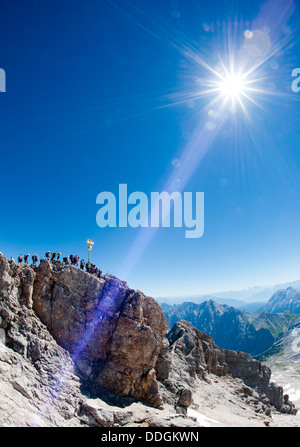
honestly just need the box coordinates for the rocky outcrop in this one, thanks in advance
[0,253,297,426]
[32,259,168,407]
[0,254,84,425]
[0,254,168,408]
[156,320,297,415]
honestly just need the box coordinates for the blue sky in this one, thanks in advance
[1,0,300,298]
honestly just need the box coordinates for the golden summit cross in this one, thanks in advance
[86,239,94,263]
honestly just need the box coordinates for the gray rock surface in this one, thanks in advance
[32,259,168,407]
[157,320,297,415]
[0,253,297,426]
[0,253,179,426]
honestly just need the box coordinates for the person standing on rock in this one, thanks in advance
[18,254,23,264]
[45,251,50,261]
[51,252,56,261]
[56,251,61,261]
[24,254,29,264]
[32,254,38,267]
[80,259,85,270]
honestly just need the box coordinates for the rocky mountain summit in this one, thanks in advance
[32,257,168,408]
[0,253,297,427]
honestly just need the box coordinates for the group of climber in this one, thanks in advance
[63,255,102,278]
[45,251,61,262]
[17,251,102,279]
[62,254,102,278]
[61,253,79,267]
[85,262,102,278]
[18,253,39,267]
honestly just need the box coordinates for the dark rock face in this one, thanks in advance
[157,320,297,415]
[0,254,168,409]
[32,259,169,407]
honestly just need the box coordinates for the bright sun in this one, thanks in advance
[197,63,255,115]
[221,74,245,100]
[204,67,256,114]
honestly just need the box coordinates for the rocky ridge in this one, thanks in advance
[157,321,296,417]
[0,253,297,427]
[161,300,297,356]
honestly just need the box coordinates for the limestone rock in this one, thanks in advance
[0,254,83,426]
[0,252,297,426]
[31,259,169,407]
[0,252,171,425]
[158,320,297,415]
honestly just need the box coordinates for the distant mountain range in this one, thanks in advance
[156,279,300,310]
[161,286,300,356]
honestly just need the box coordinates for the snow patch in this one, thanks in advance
[0,328,6,352]
[187,408,222,427]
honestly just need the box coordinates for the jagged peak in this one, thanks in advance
[0,253,298,426]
